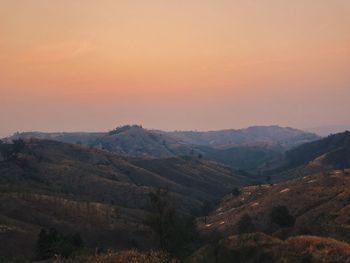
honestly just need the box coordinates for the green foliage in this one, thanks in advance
[270,206,295,228]
[36,228,84,260]
[237,214,255,234]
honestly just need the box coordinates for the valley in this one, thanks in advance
[1,127,350,262]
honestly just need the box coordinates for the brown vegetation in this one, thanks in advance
[187,233,350,263]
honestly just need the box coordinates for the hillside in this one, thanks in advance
[49,234,350,263]
[6,125,192,158]
[285,131,350,169]
[0,138,249,257]
[168,126,319,150]
[187,233,350,263]
[263,131,350,181]
[4,125,318,172]
[6,131,105,145]
[199,169,350,243]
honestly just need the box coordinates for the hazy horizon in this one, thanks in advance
[1,1,350,138]
[2,122,350,139]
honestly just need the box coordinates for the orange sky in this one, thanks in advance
[1,0,350,136]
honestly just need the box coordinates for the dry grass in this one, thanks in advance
[187,233,350,263]
[201,169,350,242]
[284,235,350,262]
[51,250,178,263]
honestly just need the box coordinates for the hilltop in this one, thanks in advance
[5,125,319,172]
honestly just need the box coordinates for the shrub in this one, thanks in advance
[237,214,255,234]
[270,206,295,228]
[147,188,197,257]
[36,228,84,260]
[232,187,241,197]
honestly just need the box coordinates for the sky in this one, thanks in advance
[1,0,350,137]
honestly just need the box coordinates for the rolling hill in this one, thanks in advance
[262,131,350,181]
[168,125,319,150]
[285,131,350,169]
[0,138,250,257]
[199,169,350,243]
[4,125,319,172]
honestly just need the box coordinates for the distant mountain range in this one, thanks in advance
[4,125,319,172]
[168,125,318,149]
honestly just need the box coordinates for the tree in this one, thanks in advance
[232,187,241,197]
[35,228,83,260]
[148,188,175,250]
[147,188,196,256]
[265,176,272,184]
[270,206,295,228]
[12,139,25,154]
[0,143,13,160]
[0,139,25,161]
[237,214,255,234]
[201,200,212,224]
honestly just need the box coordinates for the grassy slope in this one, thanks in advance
[199,169,350,243]
[187,233,350,263]
[0,139,249,257]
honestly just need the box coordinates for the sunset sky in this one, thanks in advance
[1,0,350,137]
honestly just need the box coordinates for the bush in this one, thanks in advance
[237,214,255,234]
[147,188,197,257]
[270,206,295,228]
[0,139,25,161]
[51,250,176,263]
[232,187,241,197]
[36,228,84,260]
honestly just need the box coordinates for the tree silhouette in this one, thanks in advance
[270,206,295,228]
[237,214,255,234]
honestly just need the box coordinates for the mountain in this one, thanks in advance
[4,125,319,172]
[6,125,192,158]
[199,169,350,243]
[168,126,319,150]
[306,125,350,137]
[94,125,192,157]
[0,138,250,257]
[6,131,104,145]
